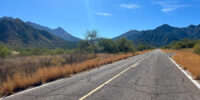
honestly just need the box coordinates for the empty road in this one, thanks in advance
[2,49,200,100]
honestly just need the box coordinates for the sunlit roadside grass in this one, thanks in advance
[163,49,200,80]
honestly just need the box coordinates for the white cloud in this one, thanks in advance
[161,7,176,13]
[155,1,189,13]
[120,4,141,9]
[96,12,112,16]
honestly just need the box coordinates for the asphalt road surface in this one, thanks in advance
[2,49,200,100]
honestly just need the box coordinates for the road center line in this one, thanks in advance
[79,56,147,100]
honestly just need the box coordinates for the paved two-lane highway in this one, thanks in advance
[2,49,200,100]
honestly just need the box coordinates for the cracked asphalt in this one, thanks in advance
[2,49,200,100]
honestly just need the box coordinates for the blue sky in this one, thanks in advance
[1,0,200,39]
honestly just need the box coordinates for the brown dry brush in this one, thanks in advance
[0,51,150,96]
[0,54,95,81]
[163,49,200,80]
[0,53,95,90]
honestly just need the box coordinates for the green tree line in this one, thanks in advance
[78,30,154,54]
[163,38,200,55]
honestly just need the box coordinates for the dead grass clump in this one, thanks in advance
[0,54,95,83]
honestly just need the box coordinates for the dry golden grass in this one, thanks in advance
[163,49,200,80]
[0,51,150,96]
[0,54,95,83]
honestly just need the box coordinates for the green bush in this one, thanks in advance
[50,57,66,66]
[137,44,154,51]
[98,38,117,53]
[51,48,65,55]
[115,38,135,53]
[194,43,200,55]
[0,45,11,58]
[18,48,75,56]
[168,39,196,49]
[78,40,89,50]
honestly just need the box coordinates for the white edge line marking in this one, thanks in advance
[167,56,200,89]
[79,56,148,100]
[1,76,65,99]
[1,55,148,99]
[161,50,200,89]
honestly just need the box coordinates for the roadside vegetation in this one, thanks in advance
[193,43,200,55]
[0,44,12,58]
[0,30,153,97]
[162,38,200,52]
[162,38,200,80]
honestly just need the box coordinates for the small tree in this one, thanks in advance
[115,38,135,53]
[85,30,99,55]
[78,40,90,52]
[98,38,116,53]
[137,43,154,51]
[0,45,11,58]
[194,43,200,55]
[137,44,146,51]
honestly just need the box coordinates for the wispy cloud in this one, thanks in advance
[155,1,189,13]
[95,12,112,16]
[120,4,141,9]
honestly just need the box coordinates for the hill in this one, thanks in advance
[113,30,141,41]
[114,24,200,47]
[0,17,77,48]
[26,22,80,42]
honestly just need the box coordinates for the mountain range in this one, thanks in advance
[0,16,200,48]
[26,22,80,42]
[0,17,77,48]
[114,24,200,46]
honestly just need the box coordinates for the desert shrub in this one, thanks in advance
[167,39,196,49]
[78,40,94,53]
[50,48,65,55]
[0,45,11,58]
[194,43,200,55]
[115,38,135,53]
[136,44,154,51]
[18,48,48,56]
[98,38,117,53]
[50,57,66,66]
[17,48,75,56]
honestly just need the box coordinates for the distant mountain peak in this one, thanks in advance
[15,18,23,23]
[0,16,14,21]
[128,30,139,34]
[113,29,141,41]
[0,17,23,23]
[162,24,170,26]
[26,21,80,41]
[189,25,195,27]
[56,27,62,30]
[157,24,172,29]
[55,27,65,32]
[0,17,77,48]
[114,24,200,47]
